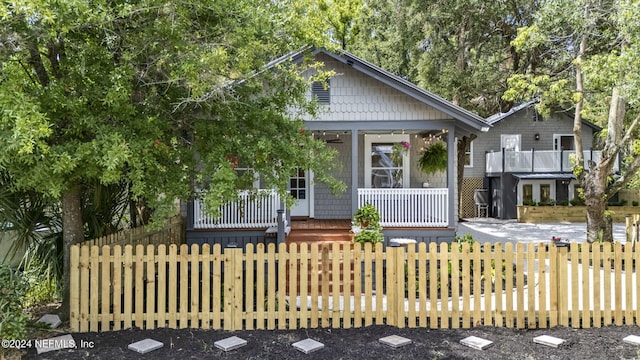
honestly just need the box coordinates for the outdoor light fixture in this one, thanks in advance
[534,133,540,141]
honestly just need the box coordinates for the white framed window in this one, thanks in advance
[364,134,410,188]
[501,134,521,151]
[232,158,261,189]
[464,141,473,168]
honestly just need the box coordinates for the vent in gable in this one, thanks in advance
[312,80,330,105]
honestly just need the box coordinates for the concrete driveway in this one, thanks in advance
[457,218,627,245]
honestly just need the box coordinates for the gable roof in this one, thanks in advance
[486,100,602,131]
[268,47,490,133]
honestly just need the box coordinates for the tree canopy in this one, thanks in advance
[0,0,344,315]
[504,0,640,242]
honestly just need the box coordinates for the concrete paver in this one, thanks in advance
[128,338,163,354]
[292,338,324,354]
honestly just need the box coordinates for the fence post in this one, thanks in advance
[555,243,569,327]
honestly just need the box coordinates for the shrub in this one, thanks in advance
[633,201,639,207]
[557,200,569,206]
[353,204,384,245]
[354,229,384,244]
[538,199,556,206]
[522,199,537,206]
[570,197,585,206]
[0,265,29,340]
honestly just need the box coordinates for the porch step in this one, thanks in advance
[286,229,354,246]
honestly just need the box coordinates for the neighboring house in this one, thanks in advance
[461,100,617,219]
[186,48,489,247]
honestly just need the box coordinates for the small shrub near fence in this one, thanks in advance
[70,241,640,333]
[83,215,185,247]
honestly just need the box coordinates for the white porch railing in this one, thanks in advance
[358,188,449,227]
[193,190,281,229]
[485,150,618,173]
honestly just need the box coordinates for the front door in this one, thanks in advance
[290,169,310,217]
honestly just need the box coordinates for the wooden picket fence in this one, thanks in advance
[82,215,185,247]
[69,241,640,332]
[627,214,640,249]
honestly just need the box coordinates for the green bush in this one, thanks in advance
[570,197,585,206]
[633,201,639,207]
[538,199,556,206]
[354,229,384,244]
[0,265,29,340]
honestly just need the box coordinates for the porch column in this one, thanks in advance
[447,128,456,228]
[351,129,359,215]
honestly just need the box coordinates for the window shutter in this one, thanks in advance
[311,81,330,105]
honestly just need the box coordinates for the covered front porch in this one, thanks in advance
[190,187,449,230]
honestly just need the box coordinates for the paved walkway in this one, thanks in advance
[457,218,627,245]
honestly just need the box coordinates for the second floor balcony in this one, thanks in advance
[486,149,619,174]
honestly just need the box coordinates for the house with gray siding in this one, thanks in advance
[186,48,489,247]
[460,100,614,219]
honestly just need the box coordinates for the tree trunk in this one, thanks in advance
[583,165,613,242]
[61,183,85,320]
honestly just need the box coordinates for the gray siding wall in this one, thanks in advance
[466,109,595,178]
[314,134,353,219]
[301,54,451,122]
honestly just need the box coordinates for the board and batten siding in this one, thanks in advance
[301,54,451,122]
[466,109,595,178]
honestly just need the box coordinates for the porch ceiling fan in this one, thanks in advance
[323,138,344,144]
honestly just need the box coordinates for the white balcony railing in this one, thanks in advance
[486,150,618,173]
[358,188,449,227]
[193,190,281,229]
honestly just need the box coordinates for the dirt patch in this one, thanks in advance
[18,324,640,359]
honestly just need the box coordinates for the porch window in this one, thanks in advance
[233,159,260,189]
[523,184,533,204]
[540,184,551,203]
[364,134,410,188]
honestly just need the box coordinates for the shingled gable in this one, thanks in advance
[269,47,490,134]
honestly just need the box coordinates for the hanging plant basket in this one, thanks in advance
[418,141,447,174]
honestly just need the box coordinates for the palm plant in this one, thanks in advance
[0,172,136,303]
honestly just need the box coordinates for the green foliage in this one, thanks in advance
[418,141,448,174]
[453,233,476,252]
[354,229,384,244]
[538,199,556,206]
[522,199,537,206]
[633,201,639,207]
[0,1,346,314]
[353,203,381,227]
[0,265,29,340]
[353,203,383,244]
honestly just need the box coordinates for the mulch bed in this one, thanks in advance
[17,324,640,359]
